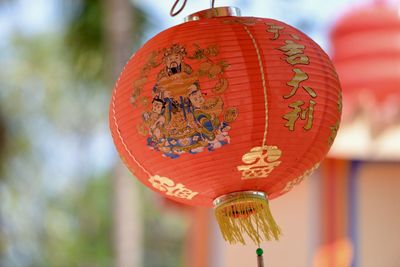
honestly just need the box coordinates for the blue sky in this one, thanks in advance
[0,0,372,52]
[136,0,368,52]
[0,0,60,37]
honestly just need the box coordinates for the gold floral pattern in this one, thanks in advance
[237,146,282,179]
[148,175,198,200]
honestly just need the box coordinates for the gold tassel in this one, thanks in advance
[214,191,281,245]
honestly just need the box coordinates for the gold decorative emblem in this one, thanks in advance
[224,107,238,123]
[148,175,198,200]
[281,163,320,194]
[237,146,282,179]
[236,23,282,180]
[132,44,237,158]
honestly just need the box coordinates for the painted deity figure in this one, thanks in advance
[187,82,231,151]
[187,82,220,141]
[153,44,193,100]
[141,43,233,158]
[143,97,166,149]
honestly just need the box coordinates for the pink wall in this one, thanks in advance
[207,162,400,267]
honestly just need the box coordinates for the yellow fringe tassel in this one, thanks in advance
[214,194,281,245]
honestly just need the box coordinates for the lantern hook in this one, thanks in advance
[170,0,188,16]
[211,0,216,8]
[170,0,217,17]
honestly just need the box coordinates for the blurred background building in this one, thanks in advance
[0,0,399,266]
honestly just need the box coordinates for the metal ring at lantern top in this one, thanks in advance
[213,191,268,208]
[184,6,241,22]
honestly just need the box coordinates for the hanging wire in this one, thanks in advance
[256,221,265,267]
[170,0,188,16]
[170,0,217,17]
[257,248,265,267]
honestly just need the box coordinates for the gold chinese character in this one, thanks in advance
[279,40,309,65]
[171,184,199,199]
[290,34,300,40]
[281,163,319,194]
[148,175,198,200]
[328,121,340,145]
[284,68,317,99]
[237,146,282,179]
[333,68,339,78]
[287,54,309,65]
[337,92,342,114]
[283,99,316,131]
[279,40,305,56]
[266,22,285,40]
[282,177,303,195]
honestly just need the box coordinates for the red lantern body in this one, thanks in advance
[110,8,341,243]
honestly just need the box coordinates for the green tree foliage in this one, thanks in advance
[0,0,187,266]
[40,175,113,267]
[140,189,187,267]
[0,30,113,267]
[0,110,6,176]
[64,0,149,83]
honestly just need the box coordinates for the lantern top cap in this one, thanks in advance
[184,6,241,22]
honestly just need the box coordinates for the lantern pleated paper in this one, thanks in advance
[110,7,342,245]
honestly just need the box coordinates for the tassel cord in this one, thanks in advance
[256,248,264,267]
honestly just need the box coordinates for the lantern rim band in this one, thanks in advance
[213,190,267,208]
[184,6,241,22]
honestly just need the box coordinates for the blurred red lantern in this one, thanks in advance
[331,3,400,106]
[110,7,341,244]
[329,3,400,159]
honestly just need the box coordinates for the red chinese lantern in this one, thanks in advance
[329,3,400,159]
[331,3,400,106]
[110,6,341,246]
